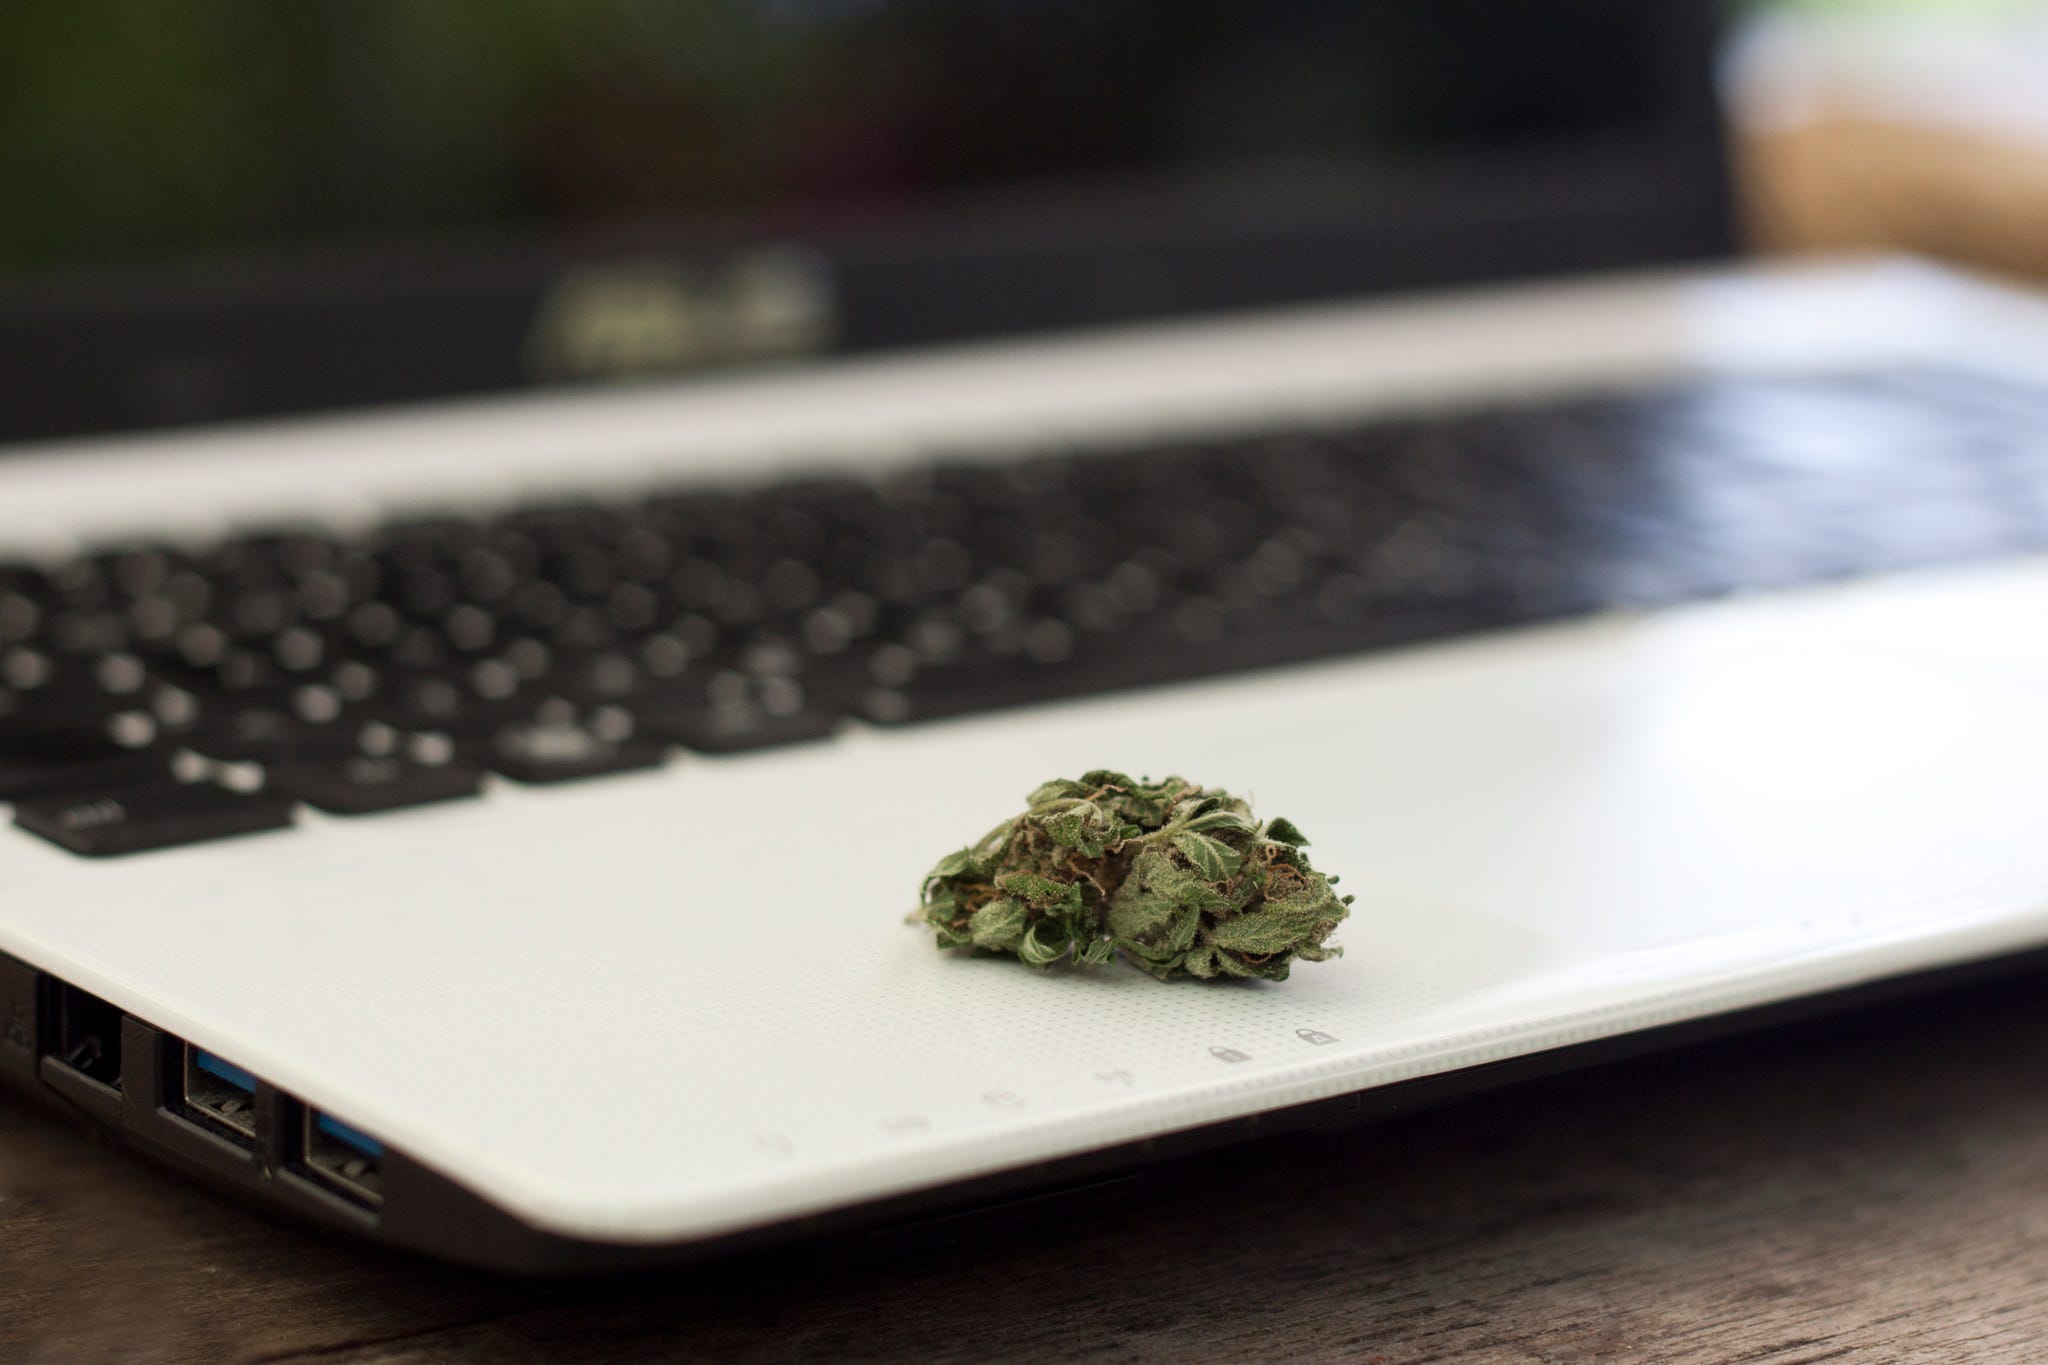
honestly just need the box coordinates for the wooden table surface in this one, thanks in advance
[6,967,2048,1363]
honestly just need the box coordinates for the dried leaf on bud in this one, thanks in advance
[917,771,1353,981]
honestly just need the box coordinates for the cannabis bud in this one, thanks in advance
[919,772,1353,981]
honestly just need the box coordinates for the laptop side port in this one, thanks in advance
[179,1044,258,1145]
[301,1107,385,1207]
[41,979,123,1091]
[0,951,37,1084]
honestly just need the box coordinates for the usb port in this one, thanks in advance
[302,1107,384,1207]
[180,1045,257,1143]
[43,980,123,1090]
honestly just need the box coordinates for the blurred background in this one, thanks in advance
[1,1,2045,440]
[1731,0,2048,282]
[0,3,1690,278]
[4,2,2043,280]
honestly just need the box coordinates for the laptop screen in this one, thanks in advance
[0,1,1731,442]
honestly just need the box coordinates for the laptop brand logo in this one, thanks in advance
[525,249,835,381]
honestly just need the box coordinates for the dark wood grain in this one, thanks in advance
[7,968,2048,1363]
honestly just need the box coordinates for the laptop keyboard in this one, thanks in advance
[4,364,2047,857]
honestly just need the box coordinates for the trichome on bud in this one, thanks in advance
[918,771,1353,981]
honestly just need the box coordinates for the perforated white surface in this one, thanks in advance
[4,262,2048,1244]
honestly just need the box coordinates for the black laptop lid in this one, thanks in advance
[0,1,1732,443]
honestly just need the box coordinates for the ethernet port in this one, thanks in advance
[302,1107,384,1207]
[180,1045,258,1144]
[43,980,123,1091]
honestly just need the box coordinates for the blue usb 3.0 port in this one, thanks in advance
[181,1046,258,1143]
[302,1106,384,1206]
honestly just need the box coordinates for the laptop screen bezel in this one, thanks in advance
[0,1,1734,445]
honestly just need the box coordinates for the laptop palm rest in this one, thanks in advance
[5,561,2046,1246]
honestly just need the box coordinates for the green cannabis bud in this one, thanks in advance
[919,772,1353,981]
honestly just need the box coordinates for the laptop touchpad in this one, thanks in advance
[1306,612,2048,953]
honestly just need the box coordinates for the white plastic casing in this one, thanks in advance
[3,260,2048,1245]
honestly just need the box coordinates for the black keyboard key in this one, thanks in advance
[626,649,856,753]
[1,646,124,712]
[0,749,172,803]
[858,604,1516,724]
[0,688,123,740]
[270,754,483,815]
[0,726,171,801]
[640,702,841,755]
[14,782,296,858]
[370,677,542,737]
[478,714,670,785]
[0,573,45,647]
[182,701,360,764]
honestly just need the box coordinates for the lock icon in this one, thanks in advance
[1209,1046,1251,1063]
[1296,1028,1338,1046]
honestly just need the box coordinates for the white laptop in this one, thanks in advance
[4,3,2048,1272]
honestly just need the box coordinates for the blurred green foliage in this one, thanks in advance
[0,0,1671,275]
[0,2,784,271]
